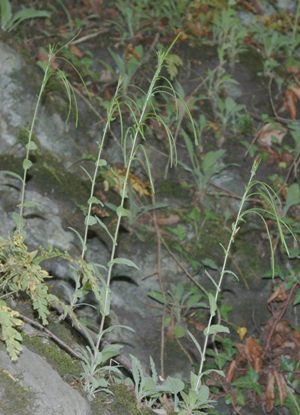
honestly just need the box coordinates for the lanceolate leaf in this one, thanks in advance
[108,257,139,270]
[204,324,230,336]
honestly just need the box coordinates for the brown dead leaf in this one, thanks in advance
[274,370,287,406]
[226,359,237,383]
[275,319,292,336]
[91,206,109,218]
[289,86,300,100]
[244,337,263,372]
[284,88,297,119]
[264,370,275,413]
[267,285,288,304]
[36,49,59,70]
[256,123,287,147]
[156,214,180,226]
[279,86,300,119]
[69,44,84,58]
[186,20,205,37]
[125,44,141,61]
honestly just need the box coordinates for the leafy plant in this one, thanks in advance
[180,132,226,195]
[188,158,293,402]
[0,0,50,32]
[0,233,60,359]
[110,45,144,94]
[213,8,247,69]
[0,300,22,361]
[128,355,185,411]
[0,44,82,360]
[149,282,208,339]
[77,336,123,397]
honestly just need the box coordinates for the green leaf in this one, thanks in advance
[208,293,217,317]
[1,170,23,182]
[148,290,165,305]
[165,53,183,80]
[284,183,300,214]
[174,324,186,338]
[95,216,114,242]
[0,301,23,360]
[22,159,32,170]
[8,8,50,32]
[84,215,97,226]
[160,376,184,394]
[108,257,139,270]
[116,206,130,217]
[149,356,158,383]
[198,384,210,403]
[204,324,229,336]
[0,0,12,29]
[293,288,300,306]
[12,213,23,229]
[101,344,122,362]
[202,150,225,176]
[88,196,103,206]
[26,141,38,151]
[96,159,107,167]
[201,257,218,270]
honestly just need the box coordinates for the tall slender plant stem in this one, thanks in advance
[94,38,180,354]
[195,158,259,391]
[19,51,53,222]
[81,78,122,259]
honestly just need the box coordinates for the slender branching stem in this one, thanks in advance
[95,54,166,353]
[19,51,53,222]
[81,79,122,259]
[195,159,259,391]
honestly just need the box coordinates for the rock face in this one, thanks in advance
[0,346,91,415]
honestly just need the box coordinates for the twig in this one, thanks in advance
[70,28,110,45]
[152,192,166,378]
[19,313,82,360]
[263,282,299,355]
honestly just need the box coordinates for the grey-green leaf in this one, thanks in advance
[22,159,32,170]
[204,324,229,336]
[108,258,139,270]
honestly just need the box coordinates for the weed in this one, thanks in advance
[149,282,208,339]
[179,133,226,196]
[0,233,61,359]
[212,8,247,70]
[0,0,50,32]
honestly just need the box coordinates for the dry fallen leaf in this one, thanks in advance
[279,86,300,119]
[244,337,263,372]
[156,214,180,226]
[267,285,288,304]
[274,370,287,406]
[264,369,275,412]
[226,359,237,383]
[256,123,287,147]
[69,44,84,58]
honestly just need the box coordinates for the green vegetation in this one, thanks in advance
[1,1,300,414]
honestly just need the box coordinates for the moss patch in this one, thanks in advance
[24,333,81,381]
[91,383,155,415]
[0,367,36,415]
